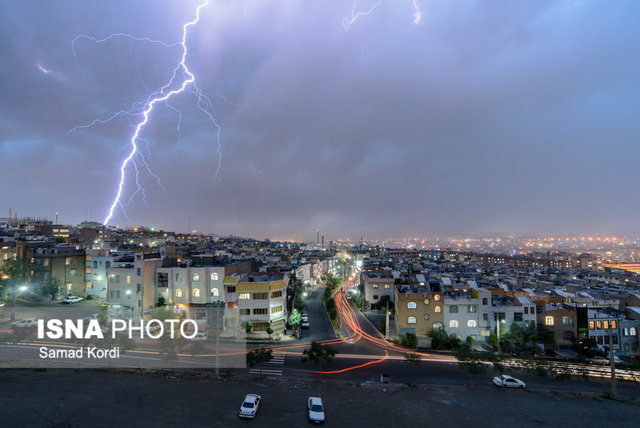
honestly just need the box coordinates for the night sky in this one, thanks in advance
[1,0,639,240]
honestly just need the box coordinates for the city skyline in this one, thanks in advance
[2,1,640,238]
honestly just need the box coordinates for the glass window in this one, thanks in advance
[449,320,458,328]
[434,295,441,301]
[372,284,378,288]
[468,320,477,328]
[175,289,182,298]
[227,286,236,293]
[589,321,595,330]
[482,298,488,305]
[408,316,417,324]
[468,305,476,313]
[211,272,219,281]
[563,331,575,341]
[193,273,200,282]
[407,302,417,309]
[596,321,602,330]
[193,288,200,297]
[238,293,250,300]
[483,313,488,321]
[384,284,390,289]
[611,320,617,329]
[435,306,441,313]
[514,313,523,322]
[631,327,637,336]
[449,305,458,313]
[545,316,554,326]
[424,299,429,305]
[211,288,219,297]
[603,320,609,330]
[562,316,573,326]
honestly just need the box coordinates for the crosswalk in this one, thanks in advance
[248,351,285,377]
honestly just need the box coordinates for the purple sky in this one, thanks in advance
[1,0,639,240]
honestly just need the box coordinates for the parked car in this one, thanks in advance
[12,318,39,328]
[62,296,83,304]
[189,332,207,341]
[238,394,261,419]
[493,375,526,389]
[308,396,325,423]
[586,356,609,365]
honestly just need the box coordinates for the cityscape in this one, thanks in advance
[2,0,640,427]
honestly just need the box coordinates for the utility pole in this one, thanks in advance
[215,303,220,378]
[609,319,616,397]
[10,282,16,321]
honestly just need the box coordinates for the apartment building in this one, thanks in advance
[442,284,492,342]
[536,304,578,348]
[361,270,395,309]
[490,294,537,337]
[394,282,444,338]
[156,265,225,329]
[32,246,86,296]
[84,248,115,298]
[223,273,288,336]
[106,254,162,321]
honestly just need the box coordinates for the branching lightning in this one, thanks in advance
[343,0,422,31]
[66,0,221,226]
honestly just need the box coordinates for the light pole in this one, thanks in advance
[608,317,617,397]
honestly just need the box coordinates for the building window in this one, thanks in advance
[424,314,430,320]
[424,299,429,305]
[253,293,268,300]
[603,320,609,330]
[524,307,528,314]
[193,273,200,282]
[631,327,637,336]
[238,293,250,300]
[589,321,595,330]
[227,286,236,293]
[432,322,443,330]
[211,288,219,297]
[435,306,441,313]
[611,320,617,329]
[545,316,554,326]
[468,305,476,313]
[468,320,477,328]
[93,261,98,269]
[407,302,417,309]
[65,257,72,266]
[175,273,182,282]
[408,316,417,324]
[384,284,390,289]
[272,290,283,298]
[239,309,250,315]
[193,289,201,297]
[596,321,602,330]
[211,272,219,281]
[175,289,183,298]
[562,316,573,326]
[137,268,141,276]
[434,295,441,301]
[372,284,378,289]
[116,290,120,298]
[449,320,459,328]
[449,305,458,313]
[271,305,283,314]
[126,275,131,285]
[623,328,629,336]
[86,281,92,289]
[482,298,488,305]
[253,308,268,315]
[563,331,575,341]
[110,291,114,298]
[86,266,92,274]
[514,313,523,322]
[373,295,379,300]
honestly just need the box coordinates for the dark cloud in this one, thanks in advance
[1,0,639,239]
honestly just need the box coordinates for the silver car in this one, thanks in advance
[239,394,261,419]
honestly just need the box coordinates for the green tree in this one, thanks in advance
[247,348,273,368]
[0,258,33,294]
[289,308,302,327]
[42,277,62,300]
[302,341,337,372]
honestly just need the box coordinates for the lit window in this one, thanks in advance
[434,295,441,301]
[596,321,602,329]
[424,299,429,305]
[468,305,476,313]
[545,316,554,326]
[384,284,390,289]
[408,316,417,324]
[211,272,219,281]
[407,302,417,309]
[468,320,477,328]
[435,306,441,313]
[126,275,131,285]
[611,320,617,329]
[589,321,595,330]
[449,320,458,328]
[562,316,573,326]
[193,273,200,282]
[211,288,219,297]
[193,288,200,297]
[630,327,637,336]
[239,293,250,300]
[432,322,443,330]
[176,289,183,298]
[175,273,182,282]
[372,284,378,288]
[603,320,609,330]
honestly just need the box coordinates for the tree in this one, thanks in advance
[157,296,166,307]
[289,308,302,327]
[0,258,33,295]
[42,277,61,300]
[427,328,460,350]
[302,341,337,372]
[245,322,253,333]
[399,333,418,349]
[247,348,273,368]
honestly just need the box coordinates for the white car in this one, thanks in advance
[12,318,39,328]
[63,296,83,304]
[493,375,526,389]
[189,332,207,341]
[239,394,261,419]
[308,396,325,423]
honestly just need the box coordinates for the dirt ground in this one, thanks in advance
[0,369,639,427]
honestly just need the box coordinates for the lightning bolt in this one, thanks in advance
[67,0,220,226]
[343,0,422,31]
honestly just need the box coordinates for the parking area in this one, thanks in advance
[0,370,638,427]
